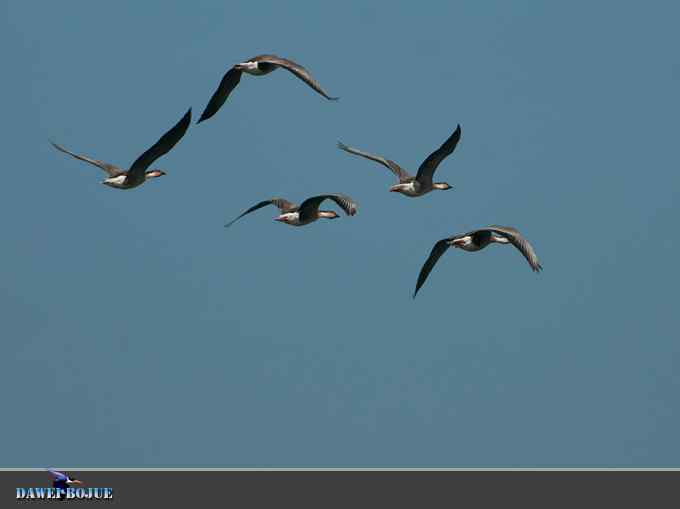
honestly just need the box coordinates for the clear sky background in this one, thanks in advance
[1,1,679,467]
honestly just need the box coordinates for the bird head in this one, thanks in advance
[145,169,167,179]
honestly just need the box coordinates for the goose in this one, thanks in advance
[197,54,338,123]
[337,124,461,197]
[50,108,191,190]
[47,469,82,490]
[225,194,357,228]
[413,226,542,298]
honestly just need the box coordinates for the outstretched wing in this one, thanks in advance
[126,108,192,180]
[197,68,243,124]
[298,194,357,223]
[47,469,68,482]
[337,142,412,182]
[50,141,123,177]
[413,239,452,298]
[255,55,339,101]
[225,198,297,228]
[486,226,543,272]
[415,124,462,185]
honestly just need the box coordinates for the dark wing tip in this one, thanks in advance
[329,96,340,101]
[172,108,192,132]
[196,110,211,124]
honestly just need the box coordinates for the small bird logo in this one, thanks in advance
[47,469,83,490]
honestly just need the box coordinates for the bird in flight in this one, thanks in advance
[47,469,83,490]
[337,125,461,197]
[413,226,542,298]
[198,54,338,123]
[225,194,357,228]
[50,108,191,190]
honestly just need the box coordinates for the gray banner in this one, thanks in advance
[3,470,678,508]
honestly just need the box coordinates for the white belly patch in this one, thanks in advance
[102,175,128,188]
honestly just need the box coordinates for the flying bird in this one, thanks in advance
[337,125,461,197]
[225,194,357,228]
[50,108,191,190]
[47,469,82,490]
[413,226,542,298]
[198,54,338,123]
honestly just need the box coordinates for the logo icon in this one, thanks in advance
[15,469,113,501]
[48,469,83,490]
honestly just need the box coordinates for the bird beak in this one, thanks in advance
[274,216,285,222]
[388,186,398,192]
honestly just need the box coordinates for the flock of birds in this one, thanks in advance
[50,53,542,298]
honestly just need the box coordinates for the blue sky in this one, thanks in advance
[1,0,679,466]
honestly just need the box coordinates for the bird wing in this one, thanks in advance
[415,124,462,185]
[485,226,543,272]
[47,469,68,482]
[255,55,339,101]
[298,194,358,223]
[337,142,412,182]
[126,108,192,180]
[197,68,243,124]
[224,198,297,228]
[413,238,453,298]
[50,141,123,177]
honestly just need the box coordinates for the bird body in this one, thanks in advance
[389,181,420,197]
[100,170,165,190]
[225,194,357,228]
[198,54,338,123]
[413,226,542,297]
[234,60,275,76]
[51,109,191,190]
[451,230,510,252]
[274,210,340,226]
[338,125,461,198]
